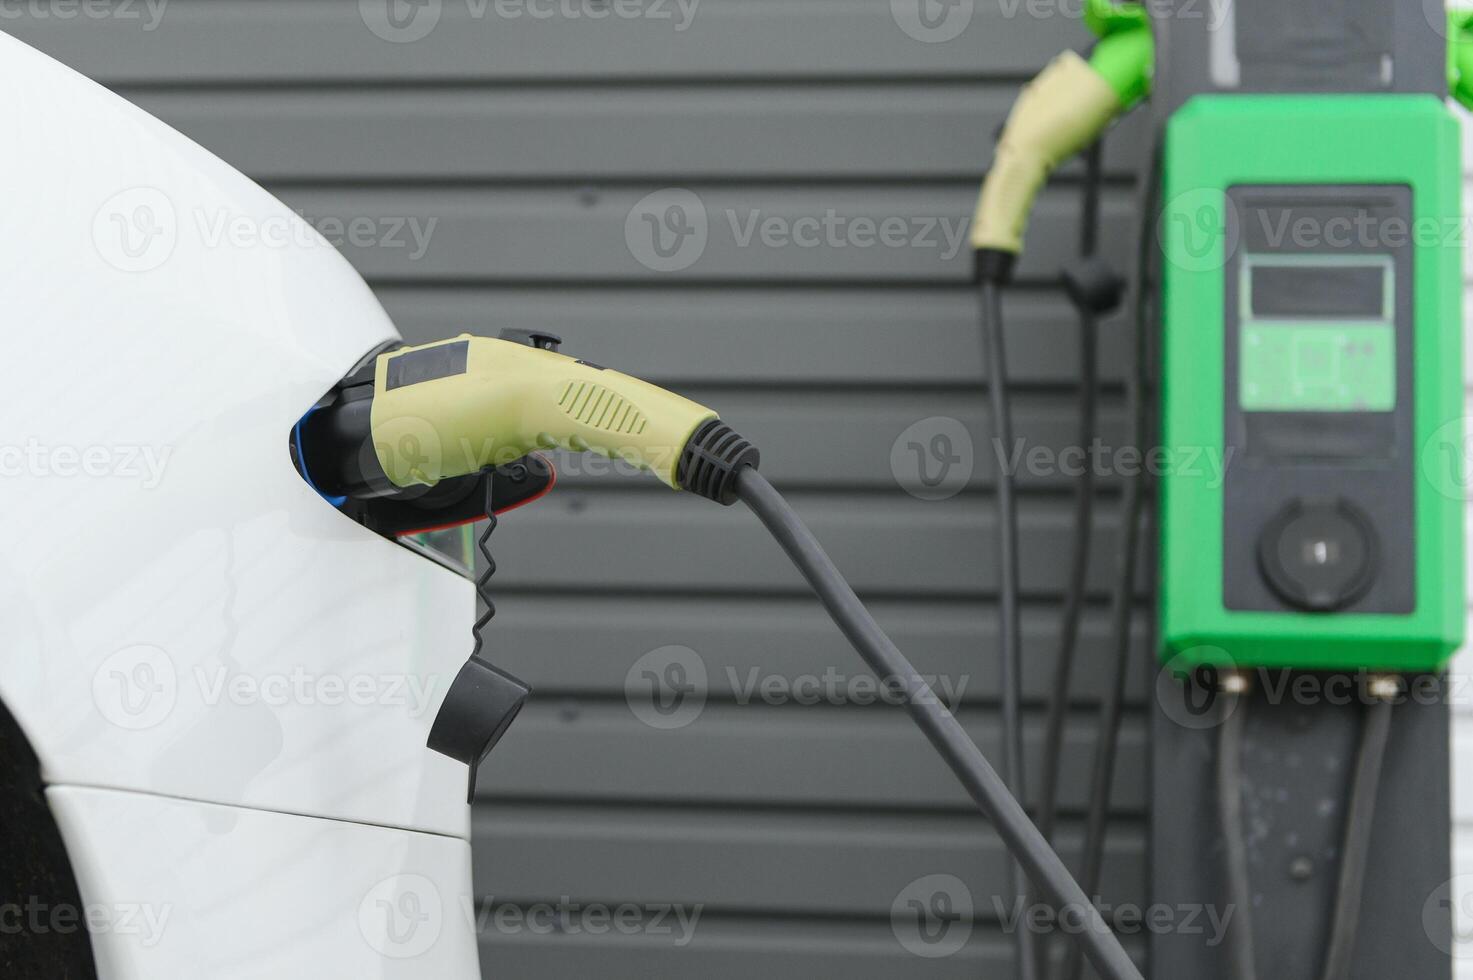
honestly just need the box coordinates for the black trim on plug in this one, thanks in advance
[678,419,760,505]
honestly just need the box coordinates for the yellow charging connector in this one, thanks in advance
[970,2,1153,258]
[970,51,1123,255]
[370,335,720,491]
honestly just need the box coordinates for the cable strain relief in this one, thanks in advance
[678,419,760,505]
[974,248,1017,284]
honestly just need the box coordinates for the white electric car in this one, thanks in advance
[0,31,482,978]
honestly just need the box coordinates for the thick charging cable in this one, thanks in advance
[736,466,1142,980]
[980,272,1040,980]
[1037,137,1125,979]
[1038,139,1110,852]
[1058,139,1157,980]
[976,145,1121,980]
[967,19,1151,976]
[975,120,1144,980]
[1211,670,1399,980]
[1216,671,1257,980]
[1318,677,1397,980]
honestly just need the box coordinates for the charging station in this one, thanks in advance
[1149,6,1465,977]
[1159,98,1463,671]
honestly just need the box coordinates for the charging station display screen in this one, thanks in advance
[1238,258,1395,413]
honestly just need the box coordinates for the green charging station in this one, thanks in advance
[967,5,1473,977]
[1158,96,1466,672]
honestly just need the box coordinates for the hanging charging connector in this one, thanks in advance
[969,0,1152,258]
[970,9,1150,978]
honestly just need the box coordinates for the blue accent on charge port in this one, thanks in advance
[293,407,348,507]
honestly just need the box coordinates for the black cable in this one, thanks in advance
[1060,427,1143,980]
[1215,682,1396,980]
[1060,142,1159,980]
[1318,694,1395,980]
[980,277,1039,980]
[1217,685,1257,980]
[1080,139,1104,256]
[470,480,499,660]
[1037,315,1096,846]
[734,467,1143,980]
[1038,140,1104,851]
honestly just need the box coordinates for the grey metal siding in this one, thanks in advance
[8,2,1147,975]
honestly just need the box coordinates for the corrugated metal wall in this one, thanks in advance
[10,1,1178,976]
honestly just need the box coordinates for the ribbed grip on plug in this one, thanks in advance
[678,419,760,505]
